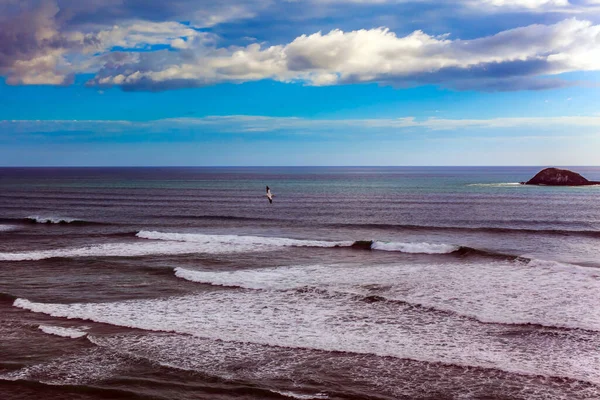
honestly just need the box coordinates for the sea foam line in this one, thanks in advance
[0,230,505,261]
[171,257,600,333]
[0,240,259,261]
[371,241,459,254]
[136,230,352,248]
[86,333,600,400]
[137,231,459,254]
[12,291,600,386]
[270,390,329,399]
[38,324,88,339]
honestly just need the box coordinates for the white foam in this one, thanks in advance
[173,265,338,291]
[38,324,87,338]
[136,230,352,248]
[271,390,329,399]
[138,231,457,255]
[89,333,600,400]
[0,225,19,232]
[526,258,599,274]
[1,348,126,385]
[0,239,267,261]
[14,283,600,385]
[371,241,459,254]
[0,231,346,261]
[0,228,465,261]
[171,260,600,332]
[27,215,77,224]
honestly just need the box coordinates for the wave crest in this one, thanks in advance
[0,228,545,261]
[170,258,600,333]
[1,229,584,262]
[26,216,79,224]
[0,225,19,232]
[136,230,352,248]
[137,231,460,255]
[12,291,600,385]
[371,241,459,254]
[38,324,88,339]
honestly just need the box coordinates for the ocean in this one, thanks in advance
[1,166,599,400]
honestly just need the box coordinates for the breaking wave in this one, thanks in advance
[0,240,260,261]
[136,230,353,248]
[12,288,600,385]
[171,255,600,332]
[0,216,105,226]
[38,325,88,339]
[85,333,600,400]
[0,229,549,261]
[26,216,79,224]
[137,231,465,255]
[370,241,459,254]
[270,390,329,399]
[0,225,19,232]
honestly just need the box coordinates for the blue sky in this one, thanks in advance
[1,0,599,166]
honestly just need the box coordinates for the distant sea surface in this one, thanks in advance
[1,167,600,400]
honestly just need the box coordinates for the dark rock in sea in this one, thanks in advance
[350,240,374,250]
[521,168,600,186]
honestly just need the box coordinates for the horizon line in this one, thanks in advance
[1,165,599,168]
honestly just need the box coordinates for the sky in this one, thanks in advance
[1,0,600,166]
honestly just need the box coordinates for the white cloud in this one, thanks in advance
[476,0,569,9]
[88,18,600,91]
[0,0,75,85]
[88,22,207,51]
[0,0,264,85]
[4,115,600,135]
[2,0,600,88]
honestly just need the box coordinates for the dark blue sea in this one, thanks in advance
[1,167,599,400]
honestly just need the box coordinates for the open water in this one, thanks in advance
[1,167,599,400]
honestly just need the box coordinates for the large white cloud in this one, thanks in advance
[0,0,266,85]
[1,0,599,88]
[87,18,600,91]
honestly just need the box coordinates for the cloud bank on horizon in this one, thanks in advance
[2,0,600,92]
[3,114,599,166]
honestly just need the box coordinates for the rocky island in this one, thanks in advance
[521,168,600,186]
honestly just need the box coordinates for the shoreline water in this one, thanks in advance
[1,167,599,399]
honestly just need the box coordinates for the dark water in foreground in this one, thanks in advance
[1,167,599,400]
